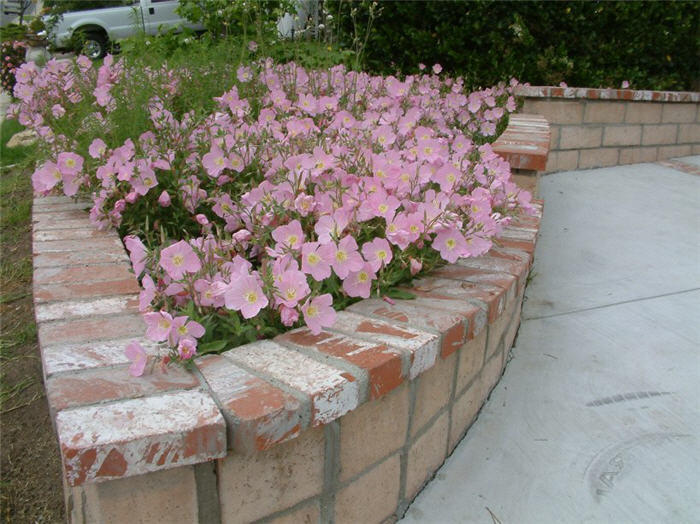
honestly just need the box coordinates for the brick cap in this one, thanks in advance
[517,85,700,103]
[492,114,551,171]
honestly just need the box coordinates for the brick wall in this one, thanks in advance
[34,197,542,523]
[519,86,700,172]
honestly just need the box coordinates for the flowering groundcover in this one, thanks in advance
[10,55,533,375]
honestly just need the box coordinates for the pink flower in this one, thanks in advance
[88,138,107,159]
[342,263,376,298]
[139,274,156,311]
[124,235,147,276]
[144,310,174,342]
[56,152,83,177]
[433,228,468,263]
[301,241,333,281]
[621,80,630,89]
[279,305,299,326]
[361,237,393,272]
[202,145,229,177]
[159,240,201,280]
[223,274,268,319]
[409,257,422,276]
[177,338,197,360]
[272,220,305,251]
[330,236,364,279]
[125,341,147,377]
[168,316,205,346]
[31,161,62,193]
[51,104,65,118]
[302,294,336,335]
[275,269,310,308]
[158,190,171,207]
[432,63,442,74]
[248,40,258,52]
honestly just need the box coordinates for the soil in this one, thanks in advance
[1,167,65,523]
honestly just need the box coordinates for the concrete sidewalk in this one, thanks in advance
[401,158,700,523]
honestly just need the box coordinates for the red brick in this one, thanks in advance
[33,250,129,268]
[35,295,140,322]
[347,298,467,358]
[278,328,404,400]
[38,314,145,347]
[56,390,225,486]
[329,311,440,380]
[33,277,140,303]
[224,340,360,427]
[33,237,123,254]
[196,354,305,453]
[432,265,517,307]
[456,254,529,288]
[34,228,110,242]
[46,363,199,413]
[34,264,135,285]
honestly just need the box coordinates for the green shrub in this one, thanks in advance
[329,0,700,91]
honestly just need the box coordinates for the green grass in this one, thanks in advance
[0,119,36,168]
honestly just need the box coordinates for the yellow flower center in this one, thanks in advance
[357,271,368,283]
[335,250,347,262]
[178,325,188,336]
[286,235,298,246]
[172,254,184,267]
[377,250,387,260]
[306,305,319,317]
[245,291,258,304]
[285,288,296,300]
[65,158,76,168]
[307,253,320,265]
[446,238,456,250]
[215,157,225,166]
[159,318,171,329]
[378,204,388,213]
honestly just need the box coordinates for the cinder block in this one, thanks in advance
[335,454,401,524]
[456,327,487,394]
[411,351,456,436]
[406,412,449,500]
[625,103,662,123]
[658,145,693,160]
[522,99,584,124]
[678,123,700,144]
[218,427,325,523]
[267,500,320,524]
[618,147,658,165]
[603,125,642,146]
[661,103,697,123]
[559,125,602,149]
[584,101,626,123]
[339,382,409,481]
[578,148,619,169]
[449,381,482,452]
[641,124,677,145]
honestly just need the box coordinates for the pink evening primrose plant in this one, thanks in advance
[13,56,533,375]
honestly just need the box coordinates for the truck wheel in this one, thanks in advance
[81,31,108,60]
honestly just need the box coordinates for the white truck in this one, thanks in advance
[48,0,200,59]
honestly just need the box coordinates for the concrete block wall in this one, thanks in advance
[518,86,700,172]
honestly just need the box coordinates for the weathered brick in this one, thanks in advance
[224,340,360,427]
[618,146,659,165]
[35,295,139,322]
[545,150,579,173]
[578,147,620,169]
[42,338,161,377]
[433,265,517,308]
[661,103,697,124]
[407,276,501,324]
[456,327,487,394]
[339,382,409,481]
[196,354,306,453]
[456,253,529,289]
[217,427,324,524]
[38,314,145,347]
[46,363,198,413]
[33,228,108,242]
[335,454,401,524]
[34,264,135,286]
[348,297,467,358]
[33,277,140,303]
[642,124,678,145]
[32,209,90,228]
[603,125,642,146]
[584,101,626,123]
[625,103,662,123]
[559,125,602,149]
[411,351,456,436]
[278,327,404,400]
[486,294,518,360]
[480,353,504,400]
[56,390,225,486]
[678,123,700,143]
[329,311,440,380]
[33,237,123,254]
[33,249,129,268]
[32,201,90,214]
[405,412,449,500]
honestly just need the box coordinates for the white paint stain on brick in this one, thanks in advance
[35,296,137,322]
[42,338,162,376]
[33,237,123,254]
[331,311,440,379]
[500,226,538,242]
[224,340,359,426]
[56,390,225,486]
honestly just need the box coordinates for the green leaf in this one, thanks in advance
[385,288,416,300]
[198,340,228,354]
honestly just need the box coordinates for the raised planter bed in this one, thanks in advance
[33,117,548,523]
